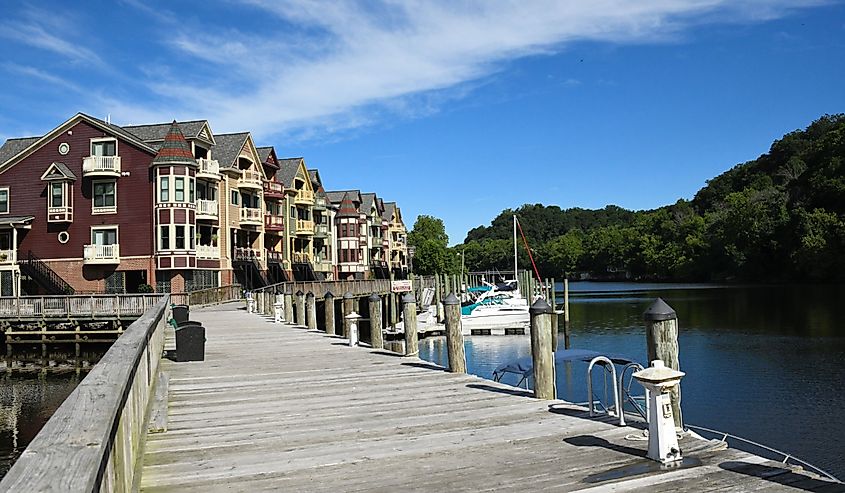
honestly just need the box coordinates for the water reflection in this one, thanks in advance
[420,283,845,479]
[0,375,80,478]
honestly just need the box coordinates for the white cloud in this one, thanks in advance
[0,6,104,67]
[2,63,82,92]
[109,0,826,139]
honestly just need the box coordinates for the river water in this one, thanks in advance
[420,283,845,479]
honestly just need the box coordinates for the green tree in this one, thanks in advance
[408,215,458,275]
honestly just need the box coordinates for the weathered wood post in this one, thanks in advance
[295,290,306,326]
[435,274,444,323]
[442,293,466,373]
[306,292,317,331]
[549,277,558,352]
[644,298,683,429]
[342,291,354,338]
[388,272,397,327]
[284,289,294,324]
[368,293,383,350]
[402,292,418,356]
[563,278,571,349]
[324,291,336,335]
[529,298,556,400]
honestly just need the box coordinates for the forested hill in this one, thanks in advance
[461,114,845,281]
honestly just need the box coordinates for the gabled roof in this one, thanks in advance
[152,122,197,166]
[123,120,214,145]
[326,189,362,205]
[213,132,250,170]
[307,169,322,189]
[0,113,156,172]
[256,146,279,168]
[382,201,397,220]
[40,162,77,181]
[276,158,305,187]
[360,193,378,215]
[0,137,39,165]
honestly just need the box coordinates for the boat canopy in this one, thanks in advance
[492,349,637,382]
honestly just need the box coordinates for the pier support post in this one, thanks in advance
[324,291,336,335]
[644,298,683,429]
[402,292,418,356]
[295,290,306,326]
[342,292,354,338]
[435,274,444,323]
[306,292,317,331]
[284,291,294,324]
[443,293,466,373]
[563,278,571,349]
[368,294,383,349]
[530,298,556,400]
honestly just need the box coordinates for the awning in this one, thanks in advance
[0,216,34,228]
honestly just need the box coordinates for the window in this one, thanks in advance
[231,190,239,206]
[93,181,116,213]
[189,179,195,203]
[175,225,185,249]
[0,188,9,214]
[189,226,195,249]
[160,226,170,250]
[159,177,169,202]
[92,227,118,245]
[91,139,117,157]
[51,183,64,207]
[290,206,296,218]
[175,177,185,202]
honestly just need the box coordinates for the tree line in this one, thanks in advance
[408,114,845,282]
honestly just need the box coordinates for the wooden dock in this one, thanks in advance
[139,304,843,492]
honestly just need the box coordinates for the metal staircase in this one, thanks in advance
[20,251,75,295]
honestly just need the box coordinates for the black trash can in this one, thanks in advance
[175,322,205,362]
[172,304,190,326]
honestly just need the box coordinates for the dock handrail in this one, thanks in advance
[0,296,170,492]
[587,356,623,426]
[685,424,841,483]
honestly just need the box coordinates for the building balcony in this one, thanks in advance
[295,219,314,235]
[294,189,314,205]
[265,249,282,264]
[292,252,312,263]
[0,249,16,264]
[264,214,284,232]
[196,199,218,220]
[240,207,263,226]
[82,156,121,177]
[314,223,329,237]
[83,244,120,265]
[196,158,220,180]
[313,196,327,210]
[263,181,284,200]
[369,236,384,248]
[196,244,219,259]
[238,170,263,190]
[313,258,333,272]
[233,247,262,262]
[47,206,73,223]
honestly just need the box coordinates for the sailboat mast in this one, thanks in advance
[513,215,518,282]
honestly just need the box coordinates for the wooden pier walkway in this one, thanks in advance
[139,304,843,492]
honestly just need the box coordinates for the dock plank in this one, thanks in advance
[139,305,843,492]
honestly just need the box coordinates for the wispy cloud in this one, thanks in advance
[0,6,103,67]
[2,63,82,92]
[109,0,825,139]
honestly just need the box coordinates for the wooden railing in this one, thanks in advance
[181,284,242,306]
[0,296,169,492]
[197,158,220,177]
[0,294,165,319]
[253,279,393,297]
[83,244,120,264]
[196,199,218,217]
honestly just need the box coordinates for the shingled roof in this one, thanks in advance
[40,162,77,181]
[123,120,210,143]
[276,158,305,187]
[336,192,359,218]
[382,201,396,220]
[326,190,362,206]
[214,133,250,169]
[257,146,279,169]
[152,122,197,166]
[360,192,378,215]
[0,137,39,165]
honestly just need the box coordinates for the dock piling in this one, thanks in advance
[368,294,383,350]
[402,292,418,357]
[529,298,556,400]
[306,292,317,331]
[324,291,336,335]
[295,291,306,326]
[644,298,682,429]
[342,292,354,338]
[443,292,466,373]
[284,291,294,324]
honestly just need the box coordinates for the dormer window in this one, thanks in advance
[40,162,75,222]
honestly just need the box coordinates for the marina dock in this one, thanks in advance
[138,304,843,492]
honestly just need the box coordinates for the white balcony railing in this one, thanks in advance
[196,199,218,218]
[0,249,16,264]
[234,247,262,261]
[314,223,329,236]
[294,189,314,204]
[82,156,121,176]
[197,158,220,178]
[313,196,327,208]
[83,244,120,264]
[238,170,263,189]
[240,207,262,224]
[296,219,314,234]
[292,252,312,263]
[196,244,219,259]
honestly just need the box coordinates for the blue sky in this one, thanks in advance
[1,1,843,244]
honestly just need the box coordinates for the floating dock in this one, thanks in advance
[139,304,843,492]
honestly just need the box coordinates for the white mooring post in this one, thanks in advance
[346,312,361,347]
[274,299,283,323]
[247,292,256,313]
[632,360,685,464]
